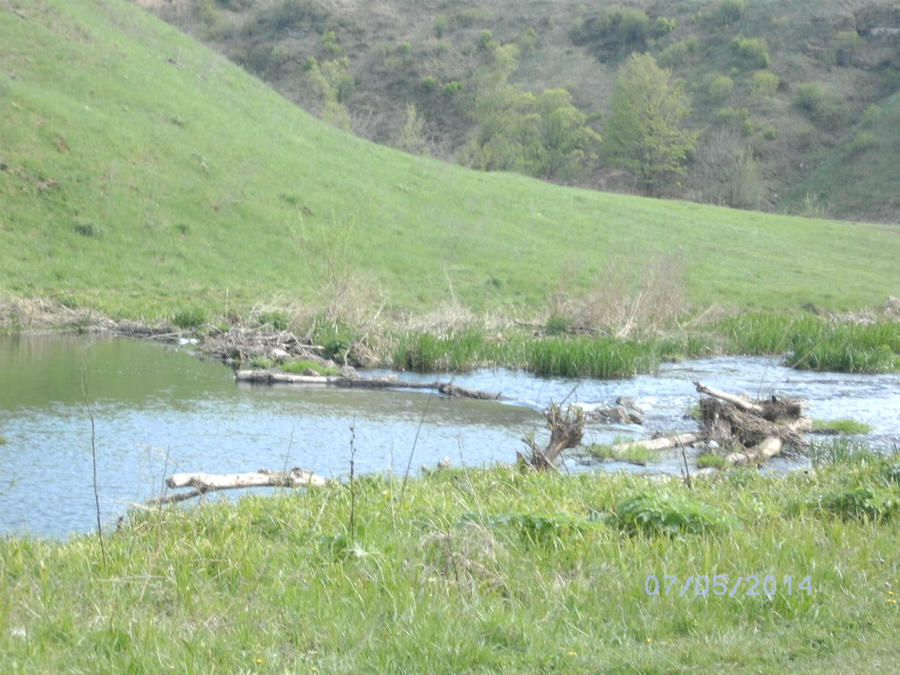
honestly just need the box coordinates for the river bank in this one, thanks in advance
[4,297,897,377]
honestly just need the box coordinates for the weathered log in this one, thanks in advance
[149,468,328,505]
[694,381,765,415]
[234,370,502,401]
[610,432,704,453]
[725,436,782,466]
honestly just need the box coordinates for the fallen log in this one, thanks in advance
[148,468,328,505]
[694,381,765,415]
[234,370,502,401]
[610,432,704,453]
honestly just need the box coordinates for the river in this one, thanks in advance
[1,334,898,538]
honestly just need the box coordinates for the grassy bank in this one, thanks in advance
[2,446,898,672]
[2,0,900,325]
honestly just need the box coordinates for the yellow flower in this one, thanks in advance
[646,638,653,643]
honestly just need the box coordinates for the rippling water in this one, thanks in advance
[1,335,898,537]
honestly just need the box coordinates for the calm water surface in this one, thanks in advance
[1,334,898,538]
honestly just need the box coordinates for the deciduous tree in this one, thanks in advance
[604,53,697,195]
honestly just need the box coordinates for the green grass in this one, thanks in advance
[812,419,873,435]
[696,452,727,469]
[280,359,340,376]
[2,455,899,672]
[1,0,900,326]
[717,314,900,373]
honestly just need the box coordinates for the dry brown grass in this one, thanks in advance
[548,253,687,337]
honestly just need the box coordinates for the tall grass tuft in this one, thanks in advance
[523,337,659,378]
[610,491,733,536]
[788,322,899,372]
[718,313,899,373]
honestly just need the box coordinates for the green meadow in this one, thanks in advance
[2,448,898,673]
[1,0,898,324]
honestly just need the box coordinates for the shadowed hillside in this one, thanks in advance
[137,0,900,223]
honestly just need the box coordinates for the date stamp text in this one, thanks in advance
[644,574,812,598]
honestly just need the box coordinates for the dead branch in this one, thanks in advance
[521,404,585,470]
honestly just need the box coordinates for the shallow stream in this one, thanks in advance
[1,335,898,537]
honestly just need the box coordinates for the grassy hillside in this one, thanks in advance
[1,0,898,325]
[139,0,900,222]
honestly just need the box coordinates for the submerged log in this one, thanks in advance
[610,432,704,453]
[148,468,328,505]
[234,370,502,401]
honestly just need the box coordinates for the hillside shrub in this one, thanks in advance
[750,70,779,99]
[705,74,734,102]
[658,39,699,68]
[714,106,752,135]
[846,131,878,156]
[861,104,882,126]
[793,82,844,127]
[653,17,676,38]
[571,7,650,59]
[715,0,746,27]
[730,36,770,69]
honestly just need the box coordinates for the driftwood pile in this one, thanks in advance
[520,381,812,472]
[201,326,326,365]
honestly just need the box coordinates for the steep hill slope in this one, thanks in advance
[1,0,898,323]
[136,0,900,222]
